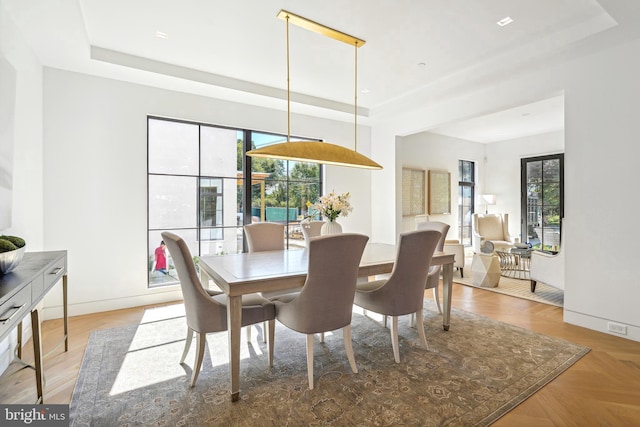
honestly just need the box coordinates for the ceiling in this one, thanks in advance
[4,0,635,142]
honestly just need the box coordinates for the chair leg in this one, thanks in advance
[180,327,193,364]
[263,321,268,343]
[319,332,325,343]
[190,332,207,387]
[384,315,388,328]
[390,316,400,363]
[433,286,442,314]
[415,309,429,350]
[306,334,314,390]
[460,267,464,278]
[343,325,358,374]
[409,312,416,327]
[246,325,252,341]
[267,319,275,367]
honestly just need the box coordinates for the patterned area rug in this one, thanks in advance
[453,273,564,307]
[453,254,564,307]
[70,303,587,426]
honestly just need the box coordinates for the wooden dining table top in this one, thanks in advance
[198,242,454,297]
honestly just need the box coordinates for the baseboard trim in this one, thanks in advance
[42,289,184,320]
[564,309,640,342]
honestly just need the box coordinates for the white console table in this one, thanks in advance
[0,251,68,403]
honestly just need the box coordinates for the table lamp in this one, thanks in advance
[482,194,496,214]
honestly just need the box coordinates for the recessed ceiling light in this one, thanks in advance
[497,16,514,27]
[418,62,426,67]
[361,89,370,94]
[155,31,168,39]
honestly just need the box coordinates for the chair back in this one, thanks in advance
[277,233,369,333]
[367,229,441,316]
[244,222,285,252]
[473,213,509,241]
[416,221,450,253]
[161,232,227,333]
[301,221,324,248]
[417,220,450,277]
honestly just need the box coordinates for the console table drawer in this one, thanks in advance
[30,275,44,303]
[44,257,66,290]
[0,284,32,339]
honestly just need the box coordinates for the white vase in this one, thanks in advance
[321,220,342,235]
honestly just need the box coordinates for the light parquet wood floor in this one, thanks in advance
[2,283,640,426]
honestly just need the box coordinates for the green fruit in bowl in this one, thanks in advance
[0,239,18,253]
[0,235,26,249]
[0,236,26,274]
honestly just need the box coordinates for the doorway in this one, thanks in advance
[520,154,564,250]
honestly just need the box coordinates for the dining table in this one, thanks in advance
[197,242,455,402]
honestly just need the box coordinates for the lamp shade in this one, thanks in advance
[482,194,497,205]
[247,141,382,170]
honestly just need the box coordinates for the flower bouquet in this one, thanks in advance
[310,191,353,222]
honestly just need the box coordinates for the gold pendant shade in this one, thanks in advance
[247,140,382,170]
[246,10,382,170]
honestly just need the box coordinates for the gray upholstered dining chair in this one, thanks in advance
[271,233,369,390]
[415,221,450,314]
[245,222,299,301]
[300,220,324,248]
[353,229,440,363]
[161,231,276,387]
[244,222,285,252]
[244,222,297,340]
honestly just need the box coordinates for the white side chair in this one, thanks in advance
[472,213,515,253]
[443,240,465,278]
[530,249,564,292]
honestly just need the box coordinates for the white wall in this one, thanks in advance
[0,4,43,249]
[42,68,374,317]
[562,37,640,340]
[484,130,565,242]
[0,3,44,373]
[396,132,485,238]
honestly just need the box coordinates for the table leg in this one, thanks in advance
[227,295,242,402]
[442,262,453,331]
[31,308,44,403]
[199,268,210,287]
[17,321,22,359]
[63,275,68,352]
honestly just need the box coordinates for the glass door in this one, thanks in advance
[521,154,564,251]
[458,160,475,246]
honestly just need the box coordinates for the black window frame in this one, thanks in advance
[147,116,323,288]
[520,153,564,249]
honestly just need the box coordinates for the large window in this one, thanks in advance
[458,160,475,245]
[147,117,322,287]
[521,154,564,250]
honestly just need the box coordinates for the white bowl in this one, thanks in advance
[0,246,26,275]
[514,243,529,249]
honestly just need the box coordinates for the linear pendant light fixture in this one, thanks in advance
[246,10,382,170]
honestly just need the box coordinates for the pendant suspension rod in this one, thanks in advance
[354,41,358,152]
[286,15,291,143]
